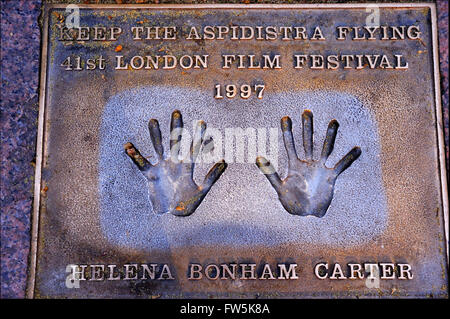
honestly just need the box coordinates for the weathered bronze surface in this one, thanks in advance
[29,3,448,298]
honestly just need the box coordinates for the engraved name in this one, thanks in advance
[65,262,413,282]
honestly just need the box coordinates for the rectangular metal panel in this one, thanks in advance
[28,3,448,298]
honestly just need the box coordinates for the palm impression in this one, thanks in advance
[125,110,227,217]
[256,110,361,217]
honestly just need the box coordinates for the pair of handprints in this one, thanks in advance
[125,110,361,218]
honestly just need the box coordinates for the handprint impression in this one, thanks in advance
[256,110,361,218]
[124,110,228,217]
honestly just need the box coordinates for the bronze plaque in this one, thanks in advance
[28,3,448,298]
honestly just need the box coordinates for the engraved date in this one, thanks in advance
[214,84,265,99]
